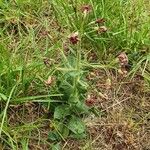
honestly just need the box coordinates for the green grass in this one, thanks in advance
[0,0,150,149]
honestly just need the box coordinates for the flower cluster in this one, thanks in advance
[117,52,129,76]
[85,94,97,107]
[117,52,128,66]
[81,4,92,14]
[95,18,105,24]
[68,32,79,45]
[67,5,108,46]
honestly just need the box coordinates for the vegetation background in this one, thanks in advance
[0,0,150,149]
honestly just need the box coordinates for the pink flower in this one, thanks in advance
[81,4,92,14]
[98,26,108,33]
[68,32,79,45]
[117,52,128,66]
[95,18,105,24]
[85,99,95,106]
[85,95,96,107]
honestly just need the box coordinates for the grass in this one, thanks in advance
[0,0,150,149]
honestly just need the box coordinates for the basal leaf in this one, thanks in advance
[57,123,70,139]
[75,101,89,114]
[51,143,61,150]
[70,132,87,139]
[54,105,70,120]
[68,116,86,135]
[48,131,60,141]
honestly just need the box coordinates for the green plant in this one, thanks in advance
[0,0,150,149]
[48,5,91,141]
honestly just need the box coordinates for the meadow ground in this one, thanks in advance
[0,0,150,149]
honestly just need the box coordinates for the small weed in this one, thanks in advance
[0,0,150,149]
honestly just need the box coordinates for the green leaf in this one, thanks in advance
[78,80,88,89]
[51,143,61,150]
[0,93,7,101]
[54,105,70,120]
[70,132,87,139]
[68,71,80,77]
[48,131,61,141]
[48,122,70,141]
[75,101,89,114]
[59,81,73,99]
[57,123,70,139]
[69,92,79,104]
[68,116,86,135]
